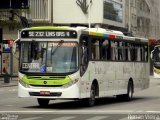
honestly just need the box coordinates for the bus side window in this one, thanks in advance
[121,42,126,61]
[129,43,136,61]
[140,45,146,62]
[134,44,138,61]
[80,38,89,75]
[111,41,120,61]
[118,41,123,61]
[128,43,134,61]
[91,39,100,60]
[111,41,118,61]
[137,44,141,61]
[145,45,148,62]
[140,45,144,61]
[124,42,128,61]
[101,39,109,60]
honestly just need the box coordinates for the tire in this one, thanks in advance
[37,98,50,107]
[86,84,96,107]
[116,81,133,101]
[124,81,133,101]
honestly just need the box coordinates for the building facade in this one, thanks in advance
[125,0,160,39]
[53,0,125,28]
[1,0,160,76]
[1,0,160,39]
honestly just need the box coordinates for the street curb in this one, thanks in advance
[0,84,17,87]
[0,79,18,87]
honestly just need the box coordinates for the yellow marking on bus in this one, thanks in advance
[154,68,160,73]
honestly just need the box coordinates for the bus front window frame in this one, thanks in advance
[19,40,79,75]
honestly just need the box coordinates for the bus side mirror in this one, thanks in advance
[12,42,16,54]
[12,39,20,54]
[150,50,154,60]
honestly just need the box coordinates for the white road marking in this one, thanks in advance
[146,111,160,113]
[136,110,144,113]
[0,110,134,114]
[9,89,16,92]
[0,87,17,92]
[51,116,75,120]
[20,117,42,120]
[86,116,108,120]
[119,117,128,120]
[4,105,14,107]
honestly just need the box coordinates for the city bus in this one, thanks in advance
[151,45,160,78]
[16,26,149,107]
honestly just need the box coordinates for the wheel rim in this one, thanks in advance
[89,86,95,106]
[128,85,133,99]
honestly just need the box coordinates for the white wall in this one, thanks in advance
[53,0,103,24]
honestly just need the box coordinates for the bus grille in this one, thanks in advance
[26,76,66,80]
[30,85,63,87]
[29,92,62,97]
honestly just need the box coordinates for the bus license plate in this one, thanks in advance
[40,91,50,95]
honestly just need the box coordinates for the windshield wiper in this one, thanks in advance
[51,40,64,55]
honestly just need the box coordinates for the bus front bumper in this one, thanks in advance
[18,82,80,99]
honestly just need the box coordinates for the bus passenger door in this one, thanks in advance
[79,38,90,98]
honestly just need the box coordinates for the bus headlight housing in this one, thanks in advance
[19,79,30,88]
[62,78,79,88]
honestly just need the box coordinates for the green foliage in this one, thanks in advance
[0,20,22,30]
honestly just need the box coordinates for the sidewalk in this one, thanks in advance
[0,77,18,87]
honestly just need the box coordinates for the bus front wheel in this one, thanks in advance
[37,98,50,107]
[86,84,96,107]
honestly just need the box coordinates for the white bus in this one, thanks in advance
[151,45,160,78]
[16,26,149,107]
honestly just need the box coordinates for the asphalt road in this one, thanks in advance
[0,76,160,120]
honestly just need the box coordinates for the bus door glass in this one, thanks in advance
[80,38,89,76]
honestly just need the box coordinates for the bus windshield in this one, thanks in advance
[20,41,79,74]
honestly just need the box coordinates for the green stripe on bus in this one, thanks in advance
[21,75,71,86]
[96,33,103,37]
[89,32,103,37]
[30,26,68,31]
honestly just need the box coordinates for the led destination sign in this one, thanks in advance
[21,30,77,38]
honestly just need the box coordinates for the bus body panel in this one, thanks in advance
[80,61,149,98]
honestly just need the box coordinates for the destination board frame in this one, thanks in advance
[21,30,77,38]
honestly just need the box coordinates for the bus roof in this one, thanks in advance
[22,26,87,31]
[20,26,148,43]
[83,28,148,43]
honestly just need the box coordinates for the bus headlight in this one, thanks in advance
[154,68,160,73]
[62,78,79,88]
[19,79,30,88]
